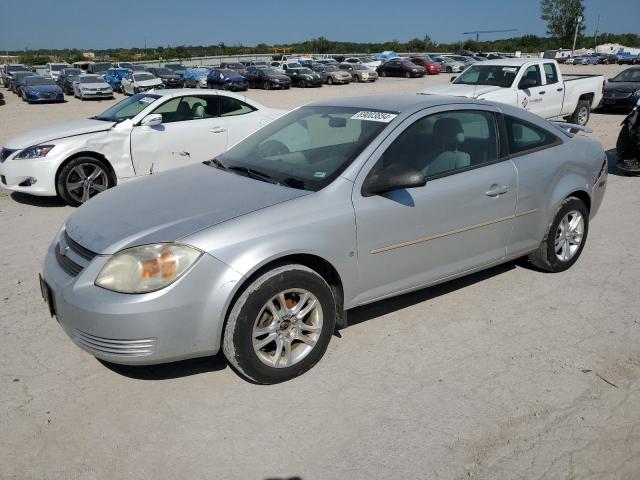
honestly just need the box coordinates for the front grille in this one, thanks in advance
[56,243,83,276]
[64,231,97,261]
[0,148,17,163]
[73,330,156,357]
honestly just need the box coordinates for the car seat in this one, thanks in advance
[424,117,471,176]
[192,102,206,119]
[175,101,193,121]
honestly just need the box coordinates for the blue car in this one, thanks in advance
[105,67,131,92]
[206,68,248,91]
[182,67,210,88]
[20,76,64,103]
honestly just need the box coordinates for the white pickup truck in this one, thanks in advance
[420,58,604,126]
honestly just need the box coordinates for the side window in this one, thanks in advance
[504,115,558,154]
[543,63,558,84]
[520,65,542,87]
[379,110,498,178]
[220,97,256,117]
[152,95,218,123]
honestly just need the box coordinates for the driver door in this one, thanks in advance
[516,65,548,117]
[130,94,227,175]
[351,107,517,304]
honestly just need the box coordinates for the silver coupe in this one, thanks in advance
[40,95,608,383]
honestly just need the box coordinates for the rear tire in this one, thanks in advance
[223,264,336,384]
[404,71,411,78]
[263,81,270,90]
[380,70,387,77]
[528,197,589,272]
[327,76,333,85]
[569,99,591,126]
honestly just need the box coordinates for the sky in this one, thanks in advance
[0,0,638,51]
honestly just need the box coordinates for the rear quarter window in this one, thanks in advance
[504,115,559,155]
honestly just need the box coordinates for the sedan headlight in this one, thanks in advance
[16,145,55,159]
[95,243,203,294]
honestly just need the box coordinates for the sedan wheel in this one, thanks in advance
[380,70,387,77]
[404,71,411,78]
[263,80,270,90]
[223,264,336,384]
[299,80,306,88]
[528,197,589,272]
[57,157,112,207]
[327,76,333,85]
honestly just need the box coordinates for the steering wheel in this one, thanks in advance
[258,140,290,157]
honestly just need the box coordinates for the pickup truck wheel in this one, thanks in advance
[528,197,589,273]
[569,100,591,126]
[57,156,114,207]
[223,264,336,384]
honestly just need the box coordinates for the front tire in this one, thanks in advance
[223,264,336,384]
[528,197,589,272]
[57,156,114,207]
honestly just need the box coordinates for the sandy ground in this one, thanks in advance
[1,64,639,480]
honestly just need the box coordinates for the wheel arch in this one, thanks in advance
[222,253,347,338]
[54,151,117,195]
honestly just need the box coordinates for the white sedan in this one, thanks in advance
[121,71,164,95]
[0,90,286,205]
[73,74,114,100]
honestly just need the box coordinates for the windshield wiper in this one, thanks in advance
[206,159,280,185]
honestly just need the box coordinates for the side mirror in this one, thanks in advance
[450,76,457,83]
[518,77,538,89]
[362,164,426,196]
[140,113,162,127]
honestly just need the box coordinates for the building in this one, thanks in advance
[83,52,96,59]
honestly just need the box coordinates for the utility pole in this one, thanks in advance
[571,15,583,56]
[593,14,600,50]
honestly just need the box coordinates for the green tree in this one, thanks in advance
[540,0,585,47]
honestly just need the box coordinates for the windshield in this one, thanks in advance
[359,57,374,63]
[225,63,244,69]
[154,68,173,75]
[51,64,69,71]
[134,73,155,81]
[93,63,111,72]
[298,68,314,75]
[26,77,54,86]
[610,69,640,82]
[214,106,392,191]
[218,69,239,76]
[131,65,146,71]
[454,64,520,88]
[119,63,133,69]
[93,93,160,122]
[62,68,82,76]
[80,75,103,83]
[324,65,339,72]
[353,64,369,70]
[261,68,279,75]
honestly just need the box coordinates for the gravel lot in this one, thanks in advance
[1,64,639,480]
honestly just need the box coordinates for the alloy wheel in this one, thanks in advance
[65,163,109,204]
[554,210,584,262]
[252,289,323,368]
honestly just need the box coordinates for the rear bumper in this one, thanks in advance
[41,233,245,365]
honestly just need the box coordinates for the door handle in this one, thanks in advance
[557,87,564,92]
[210,127,226,133]
[485,185,510,197]
[176,151,190,157]
[539,90,546,95]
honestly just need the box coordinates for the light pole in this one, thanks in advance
[571,15,583,56]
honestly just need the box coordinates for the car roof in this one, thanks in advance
[307,94,494,114]
[473,58,547,66]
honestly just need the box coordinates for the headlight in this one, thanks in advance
[634,90,640,97]
[16,145,55,159]
[95,243,202,294]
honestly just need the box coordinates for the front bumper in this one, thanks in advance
[0,153,59,196]
[27,93,64,103]
[41,231,244,365]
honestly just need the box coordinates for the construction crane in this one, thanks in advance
[463,29,517,42]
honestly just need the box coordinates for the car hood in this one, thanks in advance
[80,82,110,89]
[268,74,290,81]
[65,163,311,255]
[605,81,640,93]
[226,75,246,82]
[4,118,114,149]
[27,85,62,93]
[136,79,163,87]
[419,84,503,98]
